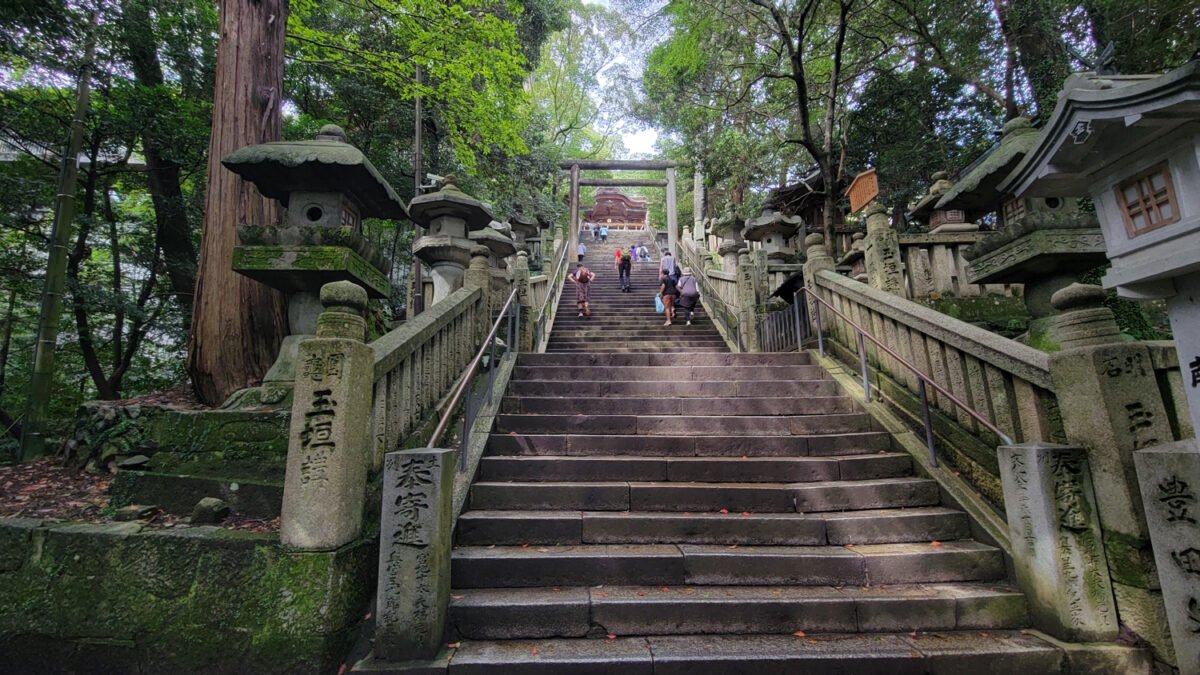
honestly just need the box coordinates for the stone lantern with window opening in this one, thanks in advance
[711,209,745,272]
[942,116,1107,349]
[742,207,804,264]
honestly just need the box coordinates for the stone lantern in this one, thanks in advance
[941,116,1107,349]
[907,171,976,233]
[224,124,406,334]
[509,213,538,256]
[471,222,518,270]
[410,176,494,304]
[711,209,745,271]
[742,208,804,263]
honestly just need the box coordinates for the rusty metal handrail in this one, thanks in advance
[428,287,519,469]
[534,239,570,352]
[799,286,1014,466]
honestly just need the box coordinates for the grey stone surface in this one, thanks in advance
[1135,440,1200,672]
[998,443,1118,642]
[279,325,374,550]
[791,477,940,512]
[823,507,970,544]
[455,511,583,545]
[591,585,856,635]
[581,512,826,546]
[679,544,865,585]
[376,448,456,660]
[189,497,230,524]
[448,637,653,674]
[451,545,686,588]
[449,588,590,639]
[469,481,630,511]
[647,634,925,675]
[856,541,1005,584]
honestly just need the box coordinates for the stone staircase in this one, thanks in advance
[547,231,726,353]
[442,231,1069,671]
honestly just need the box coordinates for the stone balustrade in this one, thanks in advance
[898,232,1021,299]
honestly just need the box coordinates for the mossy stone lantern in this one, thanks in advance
[509,213,539,256]
[410,176,494,304]
[942,116,1107,349]
[223,124,405,334]
[908,171,976,233]
[743,208,804,263]
[472,222,519,270]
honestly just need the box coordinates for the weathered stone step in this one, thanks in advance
[455,506,970,546]
[511,365,826,381]
[519,353,810,367]
[485,431,893,457]
[468,477,938,513]
[546,346,732,353]
[501,395,856,416]
[450,541,1005,588]
[505,380,836,398]
[546,337,726,346]
[442,631,1064,674]
[448,584,1029,639]
[476,453,908,482]
[494,413,875,436]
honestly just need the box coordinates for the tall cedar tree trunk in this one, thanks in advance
[119,0,198,313]
[188,0,289,405]
[1003,0,1069,118]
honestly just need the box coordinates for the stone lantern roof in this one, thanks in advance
[509,213,539,240]
[469,226,517,259]
[742,209,803,242]
[221,124,408,220]
[409,175,495,230]
[936,117,1040,213]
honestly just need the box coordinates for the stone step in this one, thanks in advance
[485,432,893,457]
[546,337,726,346]
[493,413,876,436]
[500,395,856,416]
[442,631,1062,673]
[546,346,732,353]
[468,477,939,513]
[476,453,908,482]
[450,541,1005,588]
[519,353,811,367]
[546,330,723,339]
[511,365,826,381]
[448,584,1029,639]
[505,380,836,398]
[454,506,971,546]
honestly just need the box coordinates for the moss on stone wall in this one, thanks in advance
[0,518,375,674]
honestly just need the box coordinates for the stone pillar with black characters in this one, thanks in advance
[862,202,905,296]
[280,281,374,551]
[375,446,456,661]
[998,442,1118,641]
[736,247,760,352]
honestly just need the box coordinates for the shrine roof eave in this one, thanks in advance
[935,128,1040,212]
[1000,62,1200,199]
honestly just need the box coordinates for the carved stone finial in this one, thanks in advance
[316,124,348,143]
[316,281,367,340]
[1050,283,1122,349]
[470,244,490,259]
[1050,283,1106,313]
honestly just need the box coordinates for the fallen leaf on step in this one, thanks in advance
[552,587,561,592]
[930,541,942,547]
[607,634,617,640]
[637,591,646,596]
[741,455,748,460]
[908,632,917,638]
[521,543,530,548]
[338,665,347,675]
[661,587,671,593]
[451,594,464,600]
[447,642,461,649]
[595,591,609,597]
[537,548,549,552]
[727,544,738,549]
[792,630,806,637]
[364,612,372,620]
[718,508,729,514]
[741,512,750,517]
[531,648,540,655]
[978,632,989,637]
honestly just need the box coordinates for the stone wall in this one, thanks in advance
[0,518,374,674]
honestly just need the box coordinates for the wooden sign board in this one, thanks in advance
[846,168,879,213]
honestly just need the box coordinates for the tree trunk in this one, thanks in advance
[187,0,289,406]
[120,0,199,314]
[1005,0,1068,119]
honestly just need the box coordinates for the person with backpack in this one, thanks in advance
[658,271,679,326]
[676,267,700,325]
[570,262,596,317]
[639,244,651,263]
[600,225,608,242]
[618,251,632,293]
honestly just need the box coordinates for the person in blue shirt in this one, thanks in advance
[599,225,608,242]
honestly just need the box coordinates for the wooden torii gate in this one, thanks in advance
[560,159,683,263]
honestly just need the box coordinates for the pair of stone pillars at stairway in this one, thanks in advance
[274,246,535,660]
[802,235,1181,666]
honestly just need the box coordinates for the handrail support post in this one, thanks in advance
[919,380,937,467]
[856,329,871,402]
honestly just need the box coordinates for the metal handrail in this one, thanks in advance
[678,242,741,350]
[533,239,570,351]
[798,286,1014,466]
[428,287,520,469]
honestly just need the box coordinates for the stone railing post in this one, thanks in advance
[280,281,373,551]
[863,202,905,297]
[802,233,834,327]
[376,447,455,660]
[998,442,1118,641]
[512,250,534,352]
[464,245,492,344]
[1046,283,1175,662]
[736,247,761,352]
